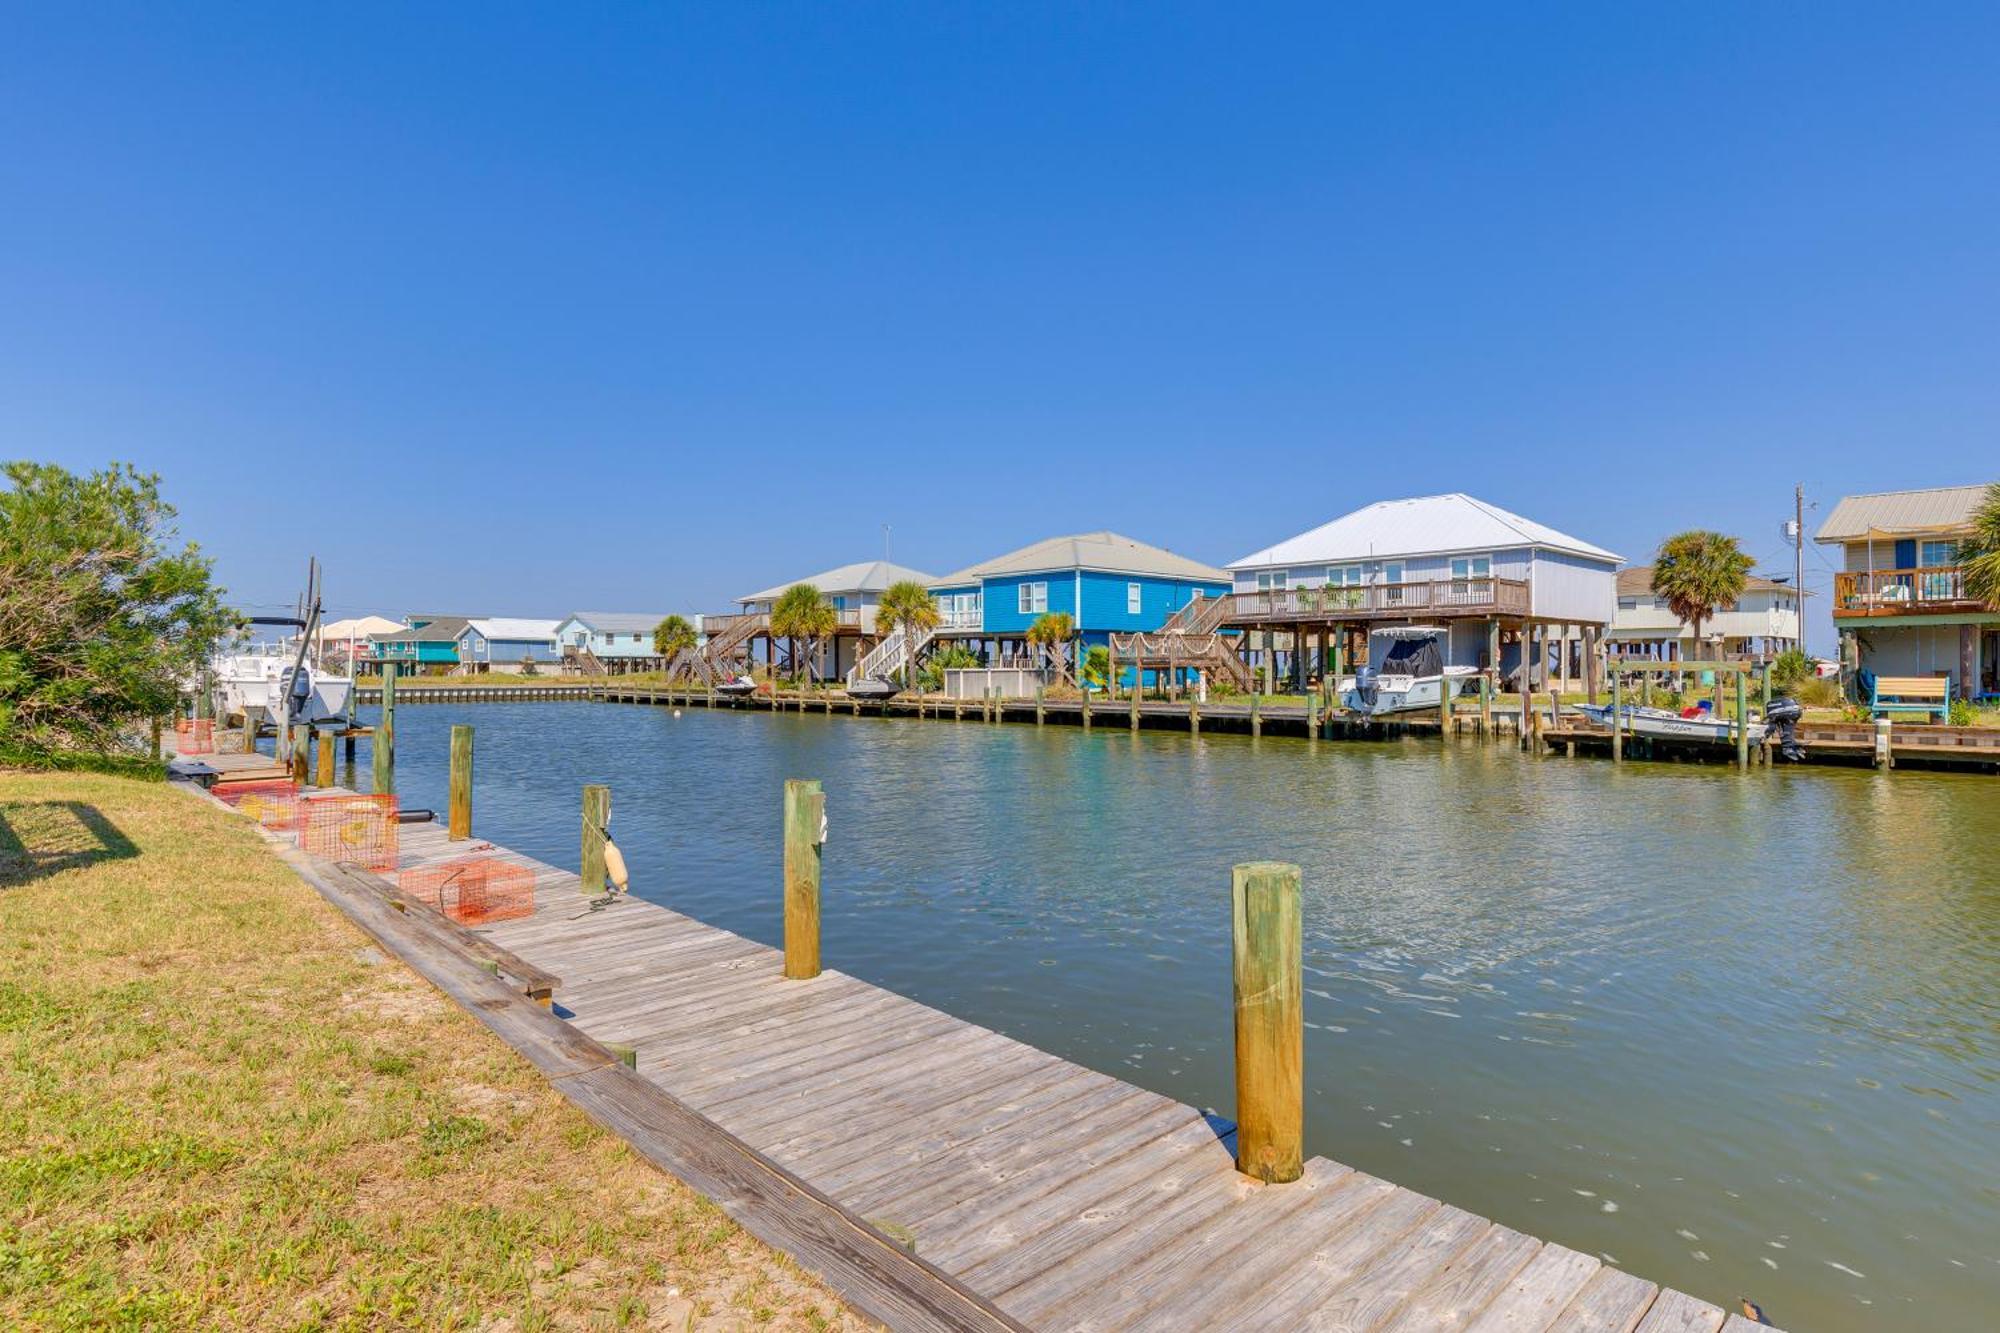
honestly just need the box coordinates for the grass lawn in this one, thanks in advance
[0,771,864,1331]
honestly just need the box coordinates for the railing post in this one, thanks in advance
[1233,861,1303,1184]
[581,784,610,894]
[783,779,824,979]
[448,724,473,839]
[373,664,396,795]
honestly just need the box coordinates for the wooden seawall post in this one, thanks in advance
[1736,671,1750,771]
[581,784,610,895]
[783,778,825,980]
[1479,674,1493,738]
[315,731,334,787]
[1250,693,1261,739]
[1611,668,1624,763]
[1233,861,1303,1184]
[1081,686,1092,733]
[290,724,310,785]
[1129,678,1141,732]
[448,723,473,840]
[1035,684,1045,726]
[373,664,397,795]
[242,708,260,753]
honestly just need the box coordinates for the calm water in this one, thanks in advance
[352,701,1998,1331]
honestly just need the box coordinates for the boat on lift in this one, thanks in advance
[1339,626,1479,717]
[845,676,902,702]
[208,561,355,732]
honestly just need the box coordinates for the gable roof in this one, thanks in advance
[738,560,939,606]
[468,617,561,641]
[371,615,472,643]
[1813,484,1992,543]
[1229,494,1621,569]
[933,532,1229,586]
[560,611,670,635]
[316,615,405,643]
[1616,565,1802,598]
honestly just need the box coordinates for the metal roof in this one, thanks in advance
[468,617,562,641]
[561,611,671,634]
[1230,494,1621,569]
[738,560,939,606]
[1812,483,1992,542]
[372,615,472,643]
[932,532,1230,586]
[1616,565,1803,598]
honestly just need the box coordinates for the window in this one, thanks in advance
[1255,571,1288,592]
[1450,555,1492,580]
[1327,565,1363,586]
[1617,596,1639,610]
[1017,582,1048,615]
[1920,540,1958,567]
[1126,582,1142,614]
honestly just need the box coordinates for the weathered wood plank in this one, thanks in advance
[1291,1202,1488,1332]
[1381,1223,1541,1331]
[1466,1244,1603,1333]
[1221,1182,1443,1332]
[1546,1268,1660,1333]
[1632,1290,1727,1333]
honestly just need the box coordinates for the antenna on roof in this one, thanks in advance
[883,523,891,562]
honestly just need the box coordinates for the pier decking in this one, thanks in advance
[354,813,1772,1332]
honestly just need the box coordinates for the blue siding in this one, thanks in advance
[980,572,1080,635]
[959,570,1229,635]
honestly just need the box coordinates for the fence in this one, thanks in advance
[297,793,400,872]
[398,856,536,925]
[215,779,302,832]
[175,718,215,755]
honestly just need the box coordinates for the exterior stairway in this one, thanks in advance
[666,613,765,685]
[1108,593,1253,690]
[848,623,936,686]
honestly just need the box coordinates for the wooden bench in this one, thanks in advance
[1871,674,1952,720]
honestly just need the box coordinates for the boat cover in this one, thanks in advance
[1371,635,1442,678]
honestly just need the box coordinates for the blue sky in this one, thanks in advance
[4,4,1997,648]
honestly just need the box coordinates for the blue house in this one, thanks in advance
[462,618,563,671]
[555,611,673,673]
[928,532,1232,666]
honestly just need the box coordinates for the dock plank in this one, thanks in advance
[1633,1290,1728,1333]
[1466,1244,1603,1333]
[1382,1224,1542,1331]
[1545,1268,1660,1333]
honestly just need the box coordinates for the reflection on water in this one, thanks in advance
[362,702,1999,1331]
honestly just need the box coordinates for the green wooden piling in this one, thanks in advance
[783,779,824,980]
[447,724,473,839]
[1232,861,1303,1184]
[580,785,610,895]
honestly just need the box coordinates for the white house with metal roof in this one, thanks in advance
[1224,494,1622,684]
[735,560,938,629]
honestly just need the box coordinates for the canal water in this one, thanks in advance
[355,700,1997,1331]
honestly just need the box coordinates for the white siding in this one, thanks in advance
[1529,549,1618,623]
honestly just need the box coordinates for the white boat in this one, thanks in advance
[1340,626,1479,717]
[207,562,356,732]
[1576,702,1766,746]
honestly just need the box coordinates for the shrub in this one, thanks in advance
[917,645,980,692]
[1769,648,1812,687]
[1794,676,1843,709]
[1948,698,1975,727]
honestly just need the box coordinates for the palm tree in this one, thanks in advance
[769,584,835,684]
[1651,530,1754,654]
[652,614,696,661]
[873,579,941,688]
[1959,481,2000,608]
[1026,611,1077,680]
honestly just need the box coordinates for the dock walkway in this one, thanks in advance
[381,816,1772,1332]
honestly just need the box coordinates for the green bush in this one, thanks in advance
[916,645,980,692]
[1769,648,1812,687]
[1794,676,1843,709]
[1948,698,1975,727]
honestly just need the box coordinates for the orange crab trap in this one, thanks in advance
[296,793,400,872]
[398,856,536,925]
[214,779,302,832]
[175,718,215,755]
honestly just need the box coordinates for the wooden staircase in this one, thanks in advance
[848,623,937,686]
[666,613,765,685]
[1109,594,1253,690]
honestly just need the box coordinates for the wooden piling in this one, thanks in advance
[1035,684,1045,725]
[581,785,610,894]
[1081,687,1092,732]
[315,732,334,787]
[447,724,473,839]
[1736,671,1749,771]
[1189,695,1200,735]
[373,665,397,796]
[783,779,824,980]
[1478,675,1492,737]
[1611,670,1623,763]
[1250,693,1261,739]
[1232,861,1303,1185]
[290,725,309,785]
[242,709,260,753]
[1129,679,1141,731]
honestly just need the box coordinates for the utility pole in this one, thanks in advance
[1794,484,1806,655]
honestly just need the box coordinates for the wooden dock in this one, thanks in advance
[355,813,1775,1332]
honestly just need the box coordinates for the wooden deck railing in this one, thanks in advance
[1833,566,1988,616]
[1223,577,1530,623]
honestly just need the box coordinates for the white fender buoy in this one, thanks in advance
[673,709,682,718]
[602,836,631,894]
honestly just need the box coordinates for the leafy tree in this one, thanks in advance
[0,462,232,754]
[769,584,836,684]
[1025,611,1076,677]
[873,579,941,687]
[1768,647,1812,688]
[1080,644,1111,690]
[652,613,696,659]
[1650,531,1753,652]
[1958,481,2000,608]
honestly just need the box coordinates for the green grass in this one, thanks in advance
[0,772,862,1330]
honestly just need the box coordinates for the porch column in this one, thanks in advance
[1962,624,1977,702]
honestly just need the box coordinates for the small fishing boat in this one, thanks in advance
[1340,626,1479,717]
[713,674,759,697]
[1575,701,1767,746]
[845,676,901,702]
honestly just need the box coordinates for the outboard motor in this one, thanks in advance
[1765,692,1806,761]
